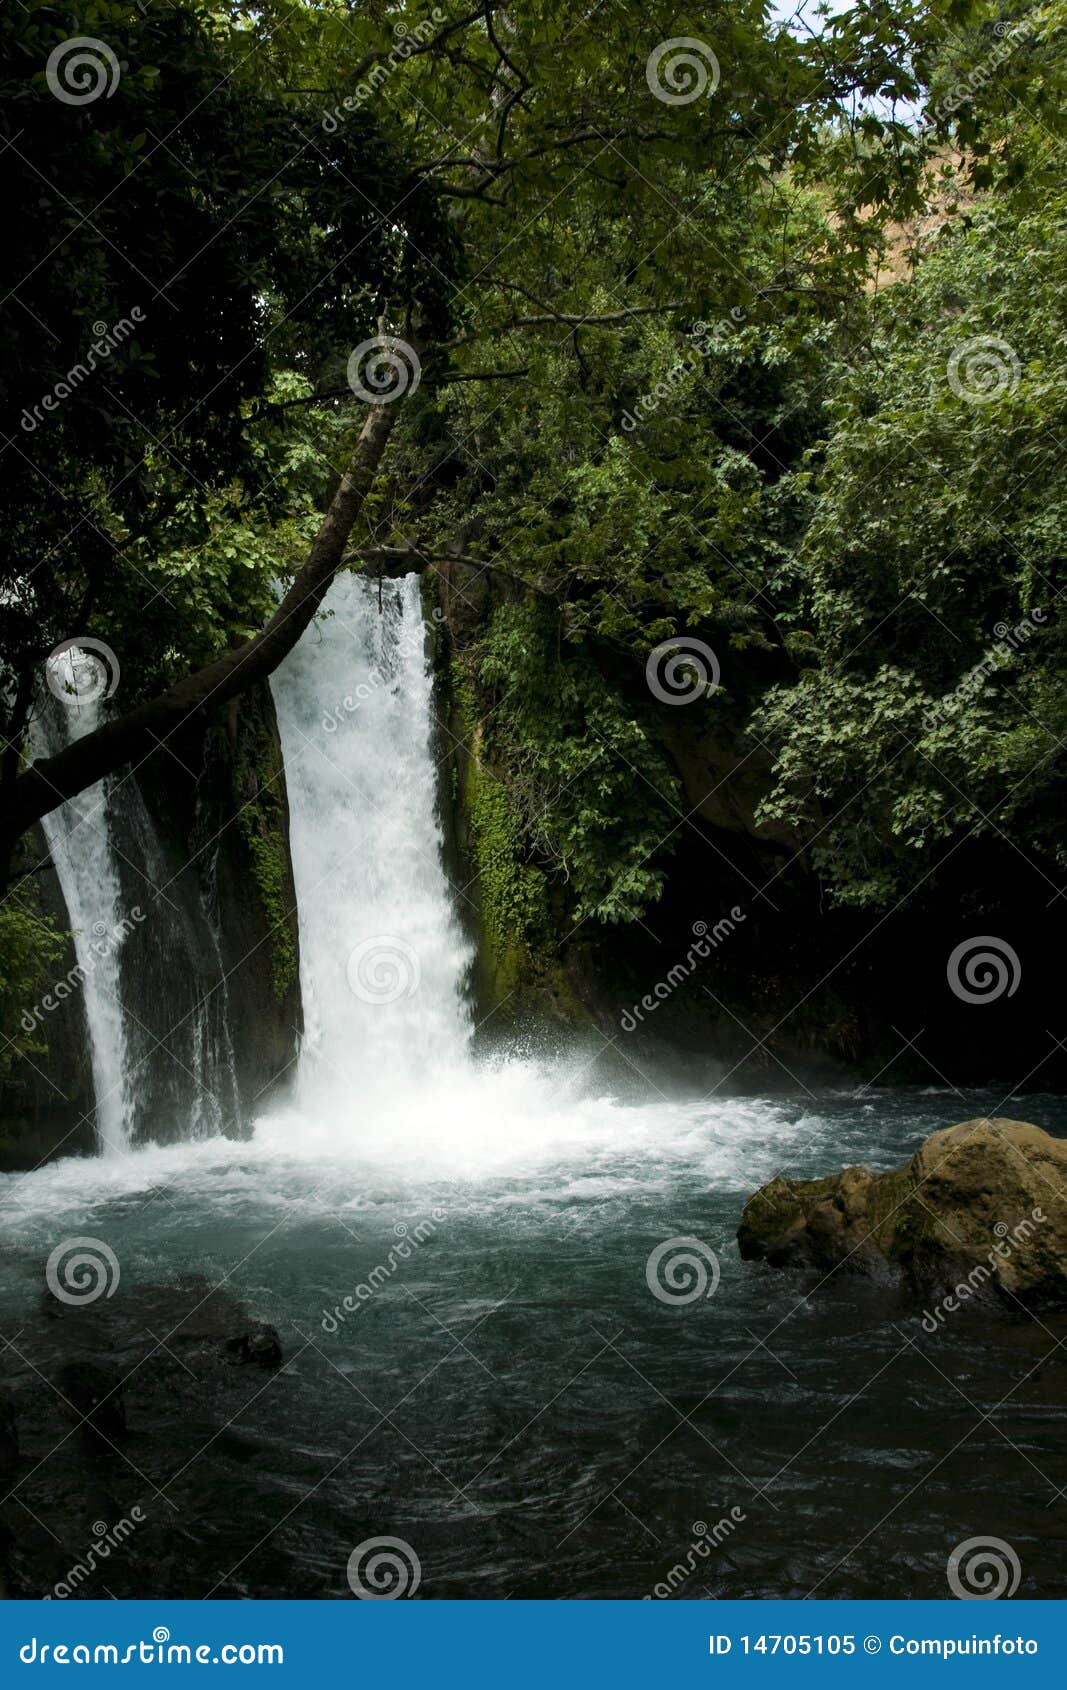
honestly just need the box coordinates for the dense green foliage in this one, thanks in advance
[0,888,64,1081]
[1,0,452,730]
[2,0,1064,1051]
[476,604,683,923]
[755,182,1067,904]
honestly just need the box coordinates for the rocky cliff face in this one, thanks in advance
[0,826,95,1171]
[118,678,302,1136]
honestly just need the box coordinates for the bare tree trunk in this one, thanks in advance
[0,400,399,883]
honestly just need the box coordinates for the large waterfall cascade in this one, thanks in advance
[268,573,474,1124]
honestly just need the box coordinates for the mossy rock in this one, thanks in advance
[738,1118,1067,1307]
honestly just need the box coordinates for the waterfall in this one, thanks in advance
[32,669,241,1155]
[33,693,136,1156]
[32,574,473,1159]
[269,572,473,1125]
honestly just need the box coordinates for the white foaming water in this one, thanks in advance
[34,686,135,1156]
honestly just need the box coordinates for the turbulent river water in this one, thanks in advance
[2,577,1065,1599]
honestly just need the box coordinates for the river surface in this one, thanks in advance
[3,576,1064,1600]
[1,1083,1066,1599]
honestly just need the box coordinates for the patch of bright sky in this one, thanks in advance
[772,0,924,125]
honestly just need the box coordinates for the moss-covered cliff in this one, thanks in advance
[426,559,1063,1090]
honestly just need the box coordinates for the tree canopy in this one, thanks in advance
[1,0,1063,937]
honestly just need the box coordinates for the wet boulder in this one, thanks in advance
[737,1117,1067,1307]
[224,1323,283,1368]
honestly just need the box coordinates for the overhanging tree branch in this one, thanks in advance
[1,401,401,869]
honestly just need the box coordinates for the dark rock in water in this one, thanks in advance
[738,1117,1067,1307]
[55,1361,127,1442]
[225,1324,283,1368]
[0,1277,288,1596]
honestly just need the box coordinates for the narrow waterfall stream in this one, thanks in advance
[33,691,136,1156]
[33,664,243,1154]
[2,579,1065,1599]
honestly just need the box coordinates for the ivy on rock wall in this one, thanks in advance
[0,883,64,1082]
[230,695,300,1006]
[472,604,683,926]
